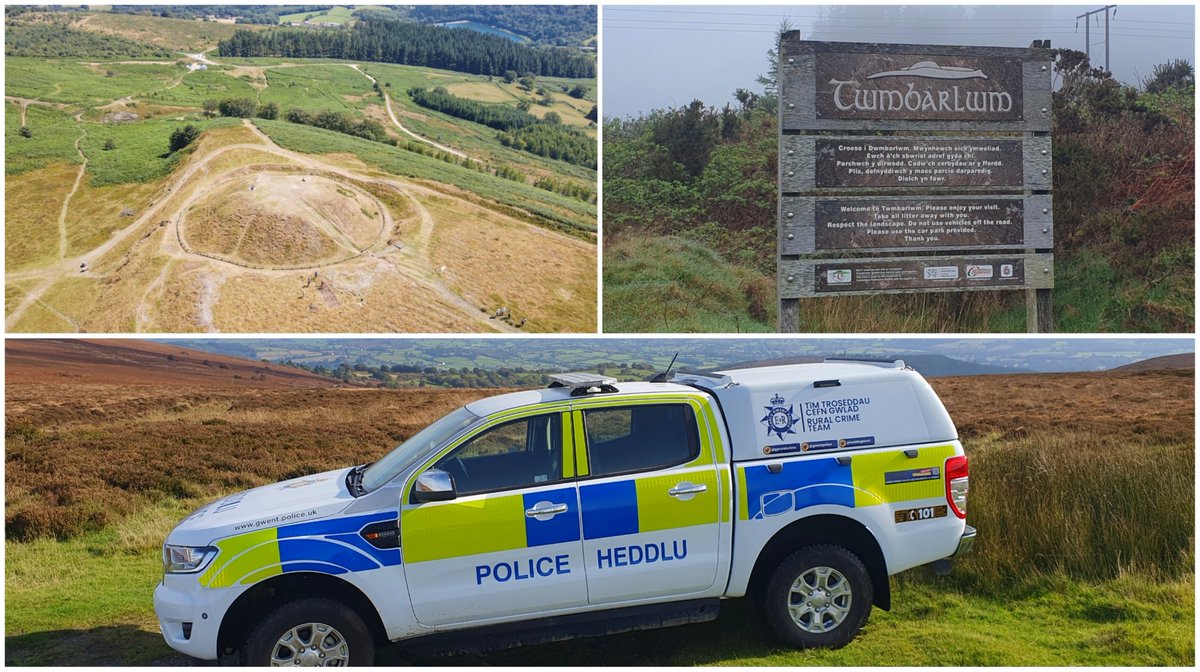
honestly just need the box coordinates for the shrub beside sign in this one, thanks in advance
[777,37,1055,331]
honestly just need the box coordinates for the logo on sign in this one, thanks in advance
[1000,264,1014,278]
[966,264,994,279]
[923,266,959,280]
[868,61,987,81]
[827,269,852,284]
[760,394,800,441]
[828,61,1014,115]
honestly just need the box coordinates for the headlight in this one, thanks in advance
[163,545,218,573]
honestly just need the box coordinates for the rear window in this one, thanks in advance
[583,404,700,477]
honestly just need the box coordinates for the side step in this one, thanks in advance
[398,598,721,658]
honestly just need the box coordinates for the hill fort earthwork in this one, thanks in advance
[5,8,598,333]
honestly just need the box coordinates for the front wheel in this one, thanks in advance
[763,545,873,649]
[242,597,375,666]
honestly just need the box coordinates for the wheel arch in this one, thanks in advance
[216,572,389,659]
[747,514,891,611]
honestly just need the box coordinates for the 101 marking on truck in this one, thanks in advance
[154,361,975,665]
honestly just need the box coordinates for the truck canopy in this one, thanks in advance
[675,360,957,463]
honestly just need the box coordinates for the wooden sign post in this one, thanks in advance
[777,37,1054,332]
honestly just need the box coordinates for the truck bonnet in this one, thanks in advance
[166,467,356,548]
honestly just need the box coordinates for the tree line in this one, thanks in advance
[404,5,597,46]
[408,86,538,131]
[408,86,596,168]
[497,124,596,169]
[217,18,595,78]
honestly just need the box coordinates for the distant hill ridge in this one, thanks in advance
[1112,353,1195,372]
[713,354,1020,378]
[5,339,346,388]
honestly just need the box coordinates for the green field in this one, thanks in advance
[6,51,597,205]
[81,117,240,187]
[5,104,85,175]
[141,67,259,108]
[5,58,181,106]
[254,119,596,235]
[8,516,1190,667]
[359,61,597,181]
[278,6,357,25]
[7,51,597,232]
[258,64,376,111]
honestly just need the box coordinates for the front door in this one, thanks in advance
[573,401,723,605]
[401,411,588,626]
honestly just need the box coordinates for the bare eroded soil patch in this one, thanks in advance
[179,173,384,269]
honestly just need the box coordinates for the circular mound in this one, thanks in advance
[180,173,385,269]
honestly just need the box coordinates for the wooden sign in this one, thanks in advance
[780,253,1054,298]
[781,41,1052,132]
[777,36,1055,332]
[779,195,1053,253]
[781,136,1052,192]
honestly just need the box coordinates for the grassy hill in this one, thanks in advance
[4,9,597,333]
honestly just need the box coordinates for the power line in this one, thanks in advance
[604,25,1194,40]
[603,17,1193,35]
[604,7,1187,26]
[604,22,1191,38]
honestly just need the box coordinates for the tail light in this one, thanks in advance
[945,455,969,519]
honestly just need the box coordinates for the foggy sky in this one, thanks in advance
[603,4,1195,118]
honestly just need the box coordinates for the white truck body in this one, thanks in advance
[154,361,973,661]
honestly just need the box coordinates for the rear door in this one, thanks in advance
[573,399,723,605]
[401,410,588,626]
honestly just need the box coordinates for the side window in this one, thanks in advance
[584,404,700,477]
[433,414,563,496]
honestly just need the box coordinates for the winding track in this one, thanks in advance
[8,119,515,333]
[57,113,88,260]
[347,64,470,160]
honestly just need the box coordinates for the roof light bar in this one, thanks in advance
[548,373,619,396]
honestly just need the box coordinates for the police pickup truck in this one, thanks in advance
[155,360,974,665]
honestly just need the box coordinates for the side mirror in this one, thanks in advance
[414,469,456,503]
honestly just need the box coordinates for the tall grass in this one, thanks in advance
[603,235,774,333]
[947,430,1193,592]
[6,381,1193,594]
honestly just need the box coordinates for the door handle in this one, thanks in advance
[668,482,708,498]
[525,502,568,519]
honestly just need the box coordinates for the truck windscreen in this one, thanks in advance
[361,407,480,493]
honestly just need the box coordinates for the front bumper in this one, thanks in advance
[951,524,977,557]
[153,578,232,661]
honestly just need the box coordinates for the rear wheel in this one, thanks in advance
[763,545,873,649]
[242,597,374,666]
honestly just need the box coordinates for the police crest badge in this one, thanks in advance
[760,394,800,440]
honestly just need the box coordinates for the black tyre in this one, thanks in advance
[241,597,375,666]
[763,545,873,649]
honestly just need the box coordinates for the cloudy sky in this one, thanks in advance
[603,4,1196,117]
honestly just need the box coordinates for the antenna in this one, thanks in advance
[649,352,680,383]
